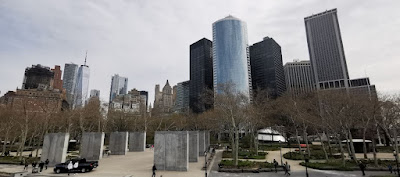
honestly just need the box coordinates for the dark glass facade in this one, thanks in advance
[212,15,251,98]
[250,37,286,98]
[189,38,213,113]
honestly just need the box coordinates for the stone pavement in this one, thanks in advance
[5,148,211,177]
[2,148,396,177]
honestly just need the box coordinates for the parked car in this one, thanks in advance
[54,158,98,174]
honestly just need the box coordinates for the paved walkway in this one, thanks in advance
[2,149,208,177]
[211,148,395,177]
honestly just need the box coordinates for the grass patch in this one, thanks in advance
[258,144,281,151]
[220,160,274,169]
[283,150,341,160]
[301,159,398,171]
[222,151,267,159]
[376,146,394,153]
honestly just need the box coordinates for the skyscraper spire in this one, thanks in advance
[84,50,88,66]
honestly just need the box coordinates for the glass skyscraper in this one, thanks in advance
[212,15,252,98]
[250,37,286,98]
[189,38,213,113]
[63,63,78,107]
[109,74,128,102]
[74,64,90,108]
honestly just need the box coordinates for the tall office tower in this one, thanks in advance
[139,91,149,111]
[90,89,100,98]
[305,8,350,90]
[153,80,174,114]
[175,80,190,113]
[189,38,213,113]
[284,60,315,97]
[51,65,63,90]
[250,37,286,98]
[212,15,252,99]
[22,64,54,90]
[109,74,128,102]
[63,63,78,106]
[74,63,90,108]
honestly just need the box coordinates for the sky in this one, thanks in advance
[1,0,399,104]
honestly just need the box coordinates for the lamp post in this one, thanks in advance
[304,152,309,177]
[204,151,207,177]
[279,140,283,165]
[393,150,400,177]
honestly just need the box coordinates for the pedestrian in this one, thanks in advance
[358,161,366,176]
[38,161,44,172]
[67,161,73,176]
[389,164,393,174]
[32,161,38,173]
[152,164,157,177]
[284,163,291,176]
[24,160,29,171]
[45,159,49,170]
[273,159,278,173]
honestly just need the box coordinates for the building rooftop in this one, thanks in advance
[304,8,337,20]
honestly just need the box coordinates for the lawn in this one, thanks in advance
[283,149,341,160]
[219,160,275,169]
[301,159,397,171]
[222,150,267,159]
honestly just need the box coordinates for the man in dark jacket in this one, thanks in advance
[152,165,157,177]
[359,161,366,176]
[273,159,278,173]
[38,161,45,172]
[45,159,49,170]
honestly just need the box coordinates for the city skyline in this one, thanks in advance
[1,1,399,103]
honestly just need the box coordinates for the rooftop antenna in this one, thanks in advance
[84,50,88,66]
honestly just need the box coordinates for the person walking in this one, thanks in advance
[67,161,73,176]
[38,161,44,172]
[32,161,38,173]
[152,164,157,177]
[359,161,366,176]
[45,159,49,170]
[24,160,29,171]
[273,159,278,173]
[389,164,393,174]
[283,163,291,176]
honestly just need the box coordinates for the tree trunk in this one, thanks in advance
[18,128,28,160]
[303,127,311,158]
[254,132,259,156]
[2,130,9,156]
[337,136,346,167]
[234,128,239,166]
[376,126,382,145]
[394,129,399,166]
[348,129,358,164]
[372,132,378,166]
[362,128,368,159]
[295,128,302,152]
[326,132,333,156]
[318,133,329,160]
[229,129,236,165]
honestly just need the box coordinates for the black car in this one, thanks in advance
[54,158,98,174]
